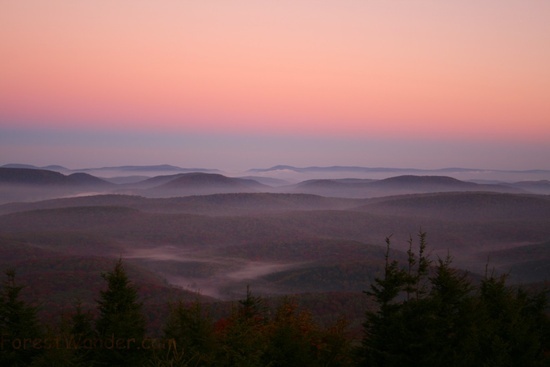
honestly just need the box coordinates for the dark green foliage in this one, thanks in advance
[238,285,269,323]
[470,275,550,367]
[262,297,354,367]
[162,300,216,366]
[155,289,353,367]
[0,269,43,366]
[210,290,352,367]
[361,232,550,367]
[0,231,548,366]
[70,301,94,340]
[262,298,318,367]
[95,259,146,337]
[94,259,147,367]
[31,302,95,367]
[67,300,96,366]
[215,287,269,367]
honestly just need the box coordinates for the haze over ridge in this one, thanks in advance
[2,2,549,170]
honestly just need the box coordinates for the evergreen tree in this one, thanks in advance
[404,255,474,367]
[361,236,409,366]
[162,300,216,366]
[0,269,43,366]
[472,274,550,366]
[215,286,268,367]
[94,259,147,367]
[69,300,96,366]
[263,298,318,367]
[360,233,550,367]
[238,285,268,323]
[30,320,82,367]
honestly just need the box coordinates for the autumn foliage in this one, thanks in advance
[1,233,549,366]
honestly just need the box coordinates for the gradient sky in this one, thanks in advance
[1,1,549,171]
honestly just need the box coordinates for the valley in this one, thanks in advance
[1,164,549,327]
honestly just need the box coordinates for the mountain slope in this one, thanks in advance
[0,168,115,203]
[355,191,550,221]
[0,234,213,326]
[0,167,71,185]
[285,175,522,198]
[510,180,550,195]
[142,172,270,197]
[0,193,358,216]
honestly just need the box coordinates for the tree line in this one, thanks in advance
[1,232,549,366]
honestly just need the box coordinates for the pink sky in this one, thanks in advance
[1,1,549,170]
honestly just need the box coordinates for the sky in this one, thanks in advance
[1,1,549,171]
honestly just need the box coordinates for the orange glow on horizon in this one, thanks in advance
[1,1,549,142]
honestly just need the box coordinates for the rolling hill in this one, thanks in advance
[1,190,549,301]
[1,175,549,337]
[0,234,214,328]
[0,192,357,216]
[0,167,75,185]
[1,162,550,354]
[2,166,550,206]
[0,167,115,203]
[480,240,550,284]
[143,172,269,197]
[355,191,550,221]
[285,175,523,197]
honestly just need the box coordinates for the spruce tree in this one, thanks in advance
[410,255,474,367]
[360,233,550,367]
[94,259,146,367]
[361,236,409,366]
[263,298,319,367]
[216,286,268,367]
[163,300,216,366]
[69,299,96,366]
[0,269,43,366]
[473,274,550,366]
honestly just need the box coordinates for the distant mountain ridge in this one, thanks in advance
[286,175,522,198]
[249,165,550,175]
[1,163,218,174]
[374,175,470,186]
[0,193,356,216]
[355,191,550,222]
[80,164,218,173]
[249,165,420,173]
[0,167,68,185]
[1,165,549,204]
[2,163,58,170]
[0,167,115,203]
[159,172,265,188]
[143,172,270,197]
[2,163,550,332]
[0,167,112,187]
[5,163,550,176]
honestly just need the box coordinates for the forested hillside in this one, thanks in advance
[1,178,550,365]
[1,235,548,366]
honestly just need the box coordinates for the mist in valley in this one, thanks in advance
[122,245,303,299]
[1,163,550,367]
[1,164,550,304]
